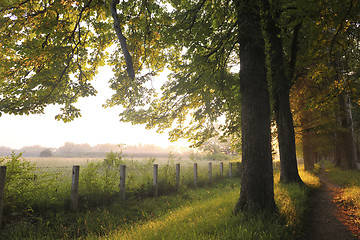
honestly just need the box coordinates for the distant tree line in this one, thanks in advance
[0,142,190,158]
[0,138,238,160]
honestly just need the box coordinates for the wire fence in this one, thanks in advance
[0,161,241,228]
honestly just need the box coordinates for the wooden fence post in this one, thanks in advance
[119,165,126,200]
[208,162,212,185]
[194,163,198,188]
[71,165,80,211]
[0,166,6,228]
[153,164,158,197]
[229,162,232,178]
[176,164,180,189]
[220,162,223,176]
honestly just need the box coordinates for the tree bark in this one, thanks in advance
[357,134,360,163]
[277,94,303,182]
[234,0,276,214]
[260,1,303,184]
[110,0,135,80]
[337,93,358,169]
[302,131,315,171]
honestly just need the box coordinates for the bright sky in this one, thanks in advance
[0,66,190,150]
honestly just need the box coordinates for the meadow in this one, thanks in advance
[0,152,319,239]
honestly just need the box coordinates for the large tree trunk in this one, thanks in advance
[334,132,342,167]
[260,0,303,184]
[277,95,304,182]
[302,131,315,171]
[234,0,276,214]
[357,134,360,164]
[337,93,358,169]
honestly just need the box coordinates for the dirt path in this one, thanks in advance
[304,169,358,240]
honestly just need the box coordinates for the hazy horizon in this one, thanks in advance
[0,66,190,150]
[0,141,189,151]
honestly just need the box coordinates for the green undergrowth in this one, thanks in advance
[0,153,318,240]
[322,161,360,223]
[1,169,317,240]
[94,168,318,240]
[322,161,360,186]
[1,152,235,219]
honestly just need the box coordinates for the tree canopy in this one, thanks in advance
[289,0,360,169]
[107,0,240,148]
[2,0,360,214]
[0,0,114,121]
[1,0,241,146]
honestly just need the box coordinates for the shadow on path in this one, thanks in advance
[304,168,358,240]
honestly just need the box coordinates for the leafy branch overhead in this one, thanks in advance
[1,0,360,216]
[110,0,135,81]
[1,0,360,150]
[0,0,239,146]
[0,0,110,120]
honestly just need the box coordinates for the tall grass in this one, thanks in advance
[85,168,318,240]
[0,153,318,239]
[0,153,234,223]
[2,175,316,240]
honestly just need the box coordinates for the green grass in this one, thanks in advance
[1,153,318,239]
[1,154,232,215]
[322,161,360,186]
[1,175,315,240]
[322,161,360,224]
[89,168,317,240]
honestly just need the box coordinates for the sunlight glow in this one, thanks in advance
[0,66,189,150]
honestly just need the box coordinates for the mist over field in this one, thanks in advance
[0,142,191,158]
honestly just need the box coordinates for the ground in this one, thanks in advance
[304,168,360,239]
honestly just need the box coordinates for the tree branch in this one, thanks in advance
[288,21,302,84]
[110,0,135,80]
[330,0,353,60]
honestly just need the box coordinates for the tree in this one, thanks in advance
[0,0,110,121]
[328,0,359,169]
[0,146,14,156]
[260,0,303,183]
[233,0,276,214]
[108,0,276,213]
[198,136,236,161]
[39,148,53,157]
[109,0,241,148]
[290,0,360,170]
[0,0,285,214]
[19,145,47,157]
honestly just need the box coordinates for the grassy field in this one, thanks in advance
[0,153,237,221]
[1,170,318,240]
[89,168,319,240]
[24,156,190,168]
[0,153,320,239]
[21,156,235,193]
[24,157,103,167]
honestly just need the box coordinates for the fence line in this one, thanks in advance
[176,163,180,189]
[0,166,6,229]
[194,163,198,188]
[71,165,80,211]
[229,162,233,177]
[119,165,126,200]
[220,162,224,176]
[0,161,241,214]
[153,164,159,197]
[208,163,212,185]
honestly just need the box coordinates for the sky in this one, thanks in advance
[0,66,190,150]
